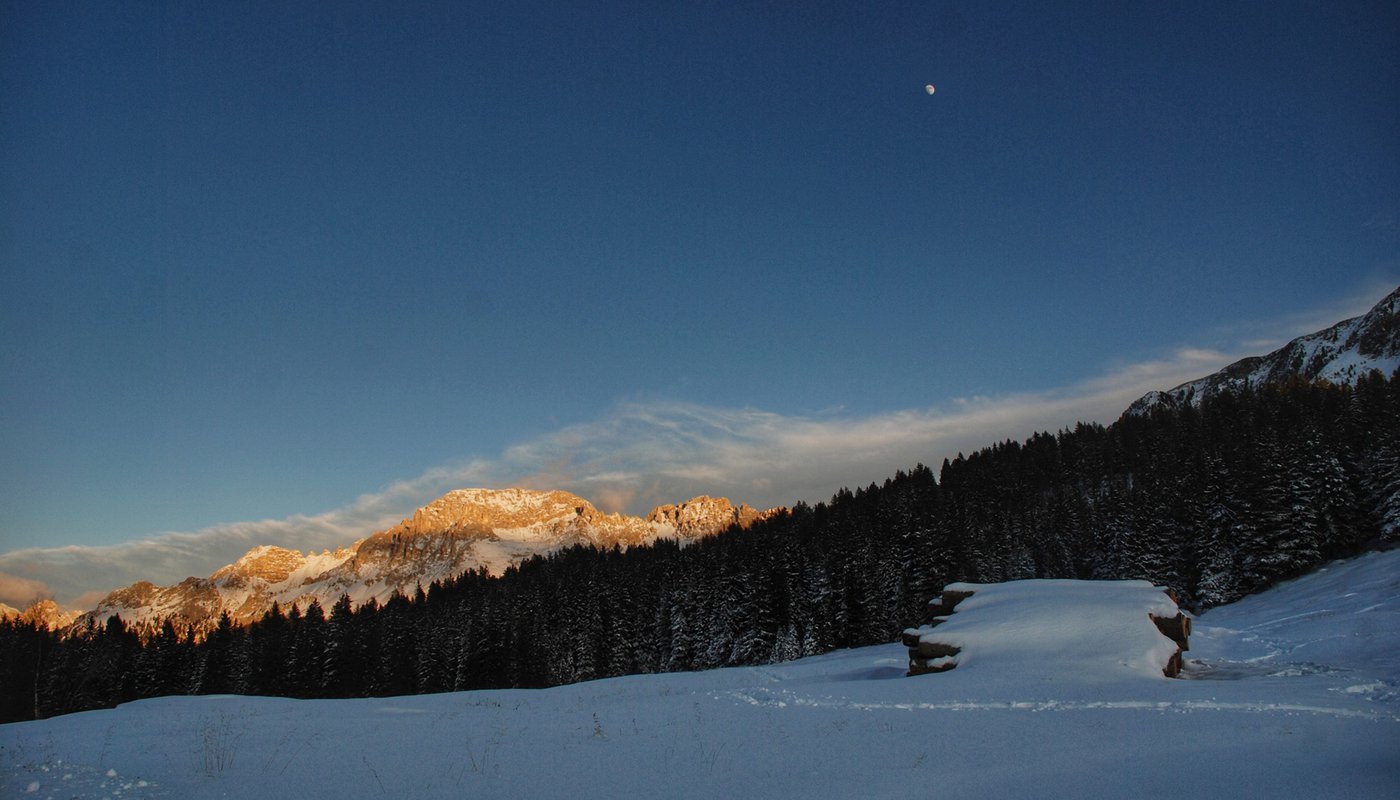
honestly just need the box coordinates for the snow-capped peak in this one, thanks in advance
[1130,285,1400,414]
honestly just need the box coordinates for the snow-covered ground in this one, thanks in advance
[4,550,1397,799]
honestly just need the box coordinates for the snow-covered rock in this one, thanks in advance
[903,579,1185,681]
[1130,284,1400,414]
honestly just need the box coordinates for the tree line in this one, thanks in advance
[3,370,1397,722]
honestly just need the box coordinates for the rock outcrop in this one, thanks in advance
[646,495,781,537]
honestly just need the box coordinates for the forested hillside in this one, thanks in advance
[4,370,1397,722]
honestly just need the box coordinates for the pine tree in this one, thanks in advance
[322,595,362,697]
[247,603,290,696]
[286,601,327,697]
[196,612,248,695]
[0,620,53,722]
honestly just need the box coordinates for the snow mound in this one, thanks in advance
[905,579,1183,682]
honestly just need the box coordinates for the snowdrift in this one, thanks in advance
[902,579,1187,679]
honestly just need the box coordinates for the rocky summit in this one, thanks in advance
[0,599,78,630]
[75,489,784,637]
[1130,284,1400,414]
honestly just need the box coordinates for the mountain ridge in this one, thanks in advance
[71,489,782,636]
[1129,285,1400,414]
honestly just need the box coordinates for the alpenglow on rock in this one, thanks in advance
[1130,284,1400,414]
[77,488,784,637]
[0,599,78,630]
[645,495,778,537]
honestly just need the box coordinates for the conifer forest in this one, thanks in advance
[4,371,1398,723]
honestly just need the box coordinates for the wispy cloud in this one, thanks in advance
[1208,279,1395,354]
[12,281,1395,610]
[499,345,1238,518]
[0,342,1252,609]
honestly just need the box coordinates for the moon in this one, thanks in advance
[925,84,936,95]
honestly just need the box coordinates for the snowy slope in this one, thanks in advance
[1131,284,1400,413]
[5,549,1396,800]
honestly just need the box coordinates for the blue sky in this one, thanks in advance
[2,1,1397,606]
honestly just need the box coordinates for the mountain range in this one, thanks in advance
[49,490,779,636]
[6,285,1398,637]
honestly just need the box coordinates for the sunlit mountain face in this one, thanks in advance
[69,489,782,637]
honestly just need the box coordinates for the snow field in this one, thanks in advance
[3,550,1397,799]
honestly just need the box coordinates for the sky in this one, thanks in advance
[1,1,1398,607]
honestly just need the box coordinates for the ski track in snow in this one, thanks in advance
[720,686,1400,722]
